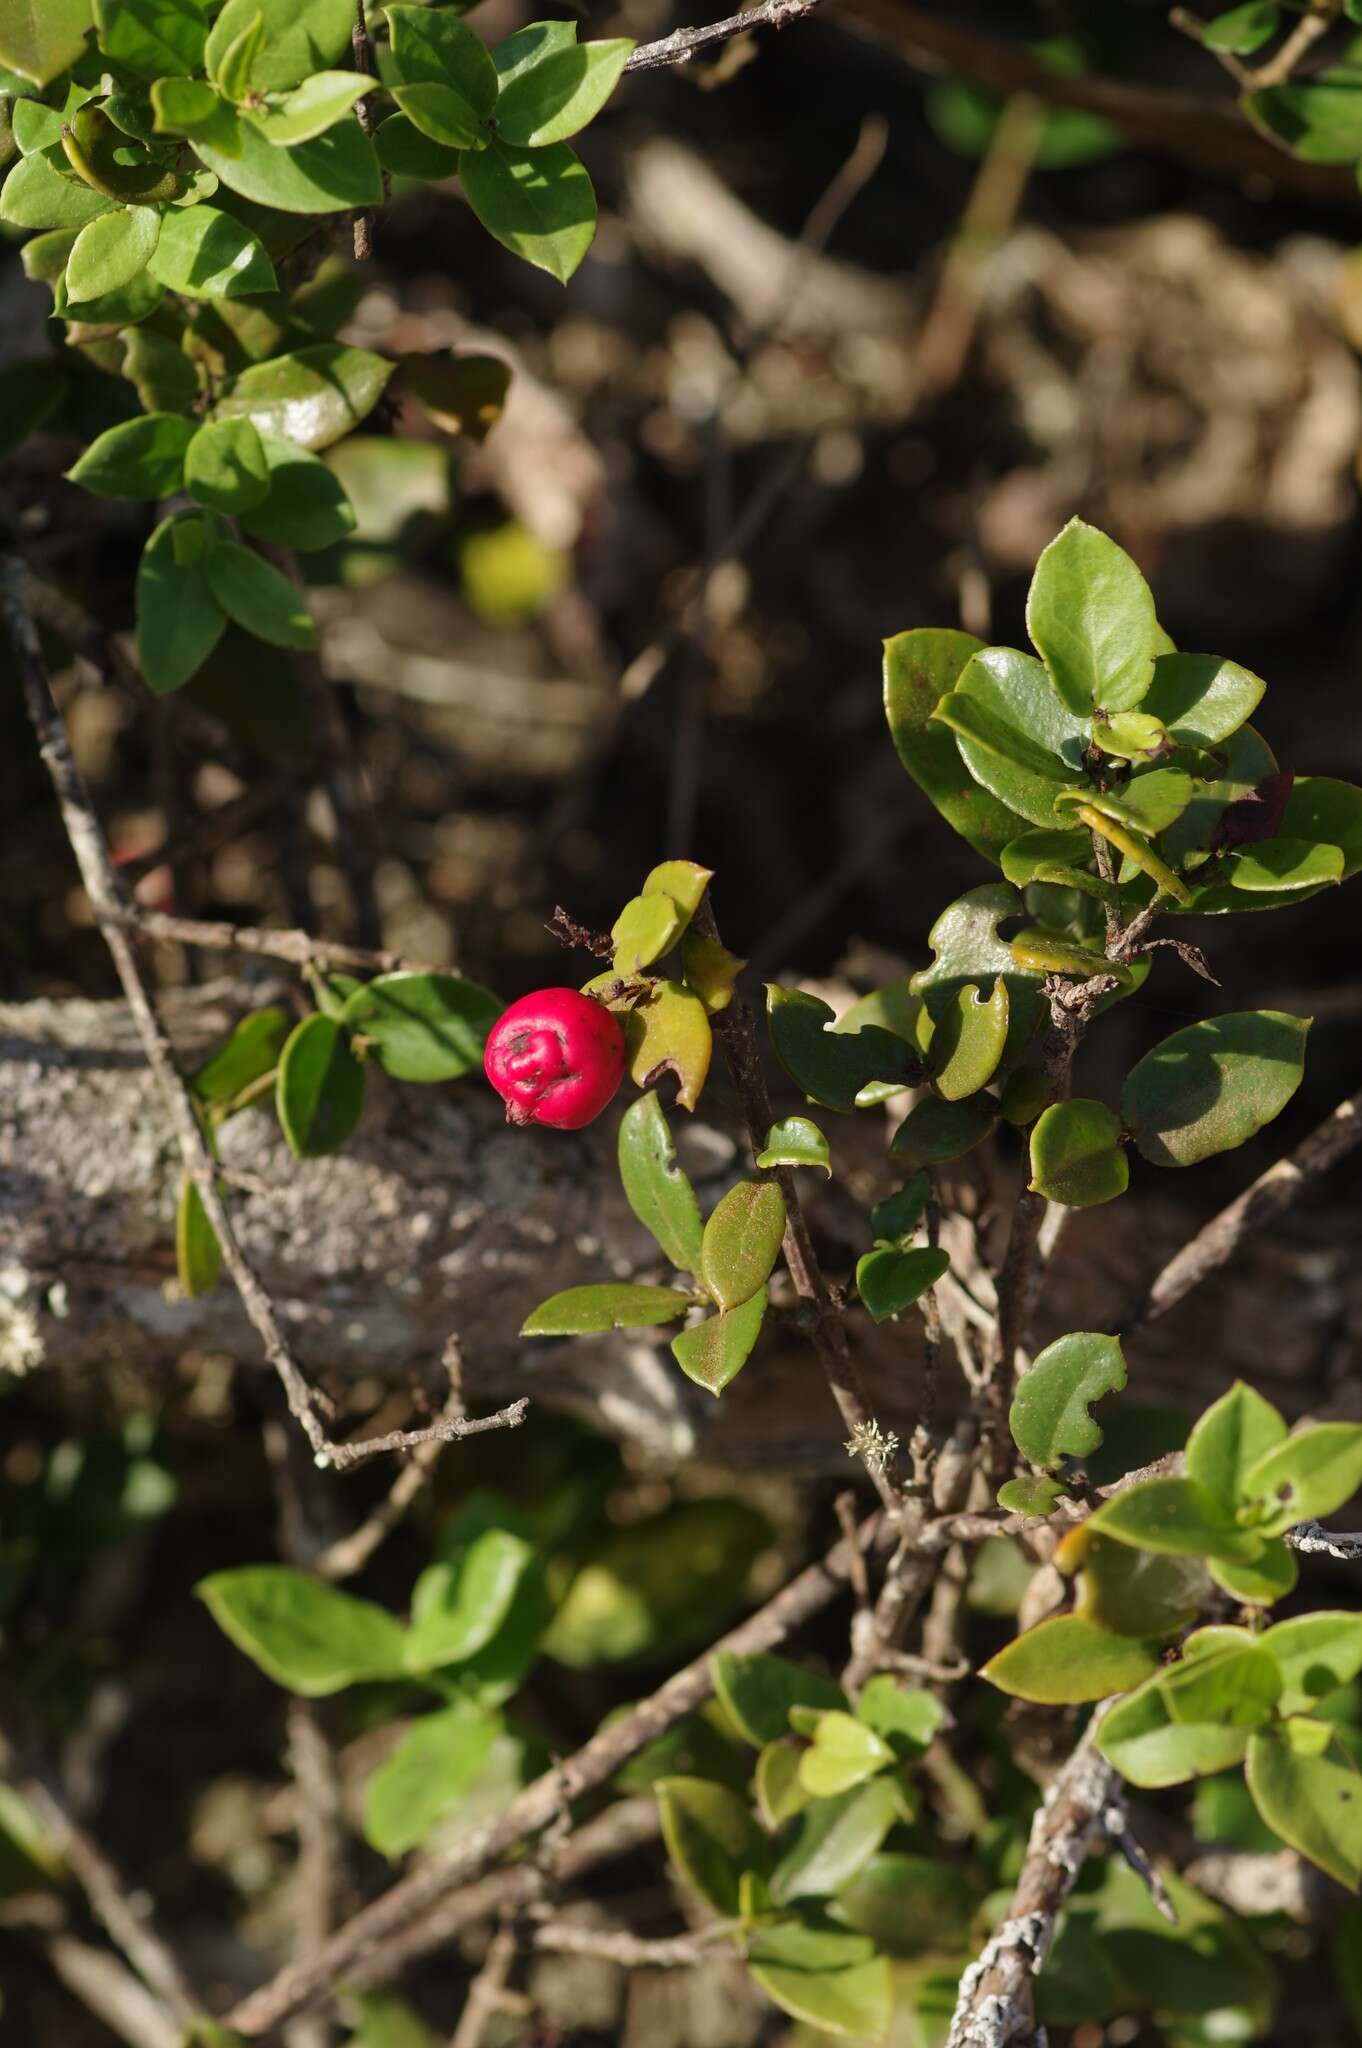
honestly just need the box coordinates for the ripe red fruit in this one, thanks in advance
[483,987,627,1130]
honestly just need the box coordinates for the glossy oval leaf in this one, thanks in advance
[521,1283,692,1336]
[624,979,711,1112]
[611,891,683,973]
[981,1614,1163,1704]
[1262,1613,1362,1717]
[184,416,269,514]
[1121,1010,1310,1168]
[146,201,276,297]
[0,148,112,230]
[193,113,382,213]
[66,205,160,305]
[756,1115,830,1176]
[459,138,596,285]
[1010,1332,1127,1470]
[749,1924,892,2041]
[1240,1422,1362,1535]
[176,1173,222,1297]
[68,412,197,498]
[671,1286,767,1396]
[404,1527,535,1671]
[213,341,393,449]
[1088,1476,1261,1563]
[612,1093,702,1279]
[656,1775,766,1916]
[948,646,1088,829]
[855,1245,949,1323]
[341,971,503,1082]
[1246,1720,1362,1889]
[1029,1099,1128,1208]
[1141,650,1265,746]
[362,1701,501,1858]
[0,0,92,85]
[701,1179,785,1312]
[771,1778,904,1902]
[197,1564,408,1694]
[890,1093,997,1168]
[276,1012,365,1158]
[135,512,226,693]
[1098,1677,1254,1790]
[1185,1381,1287,1507]
[206,0,355,93]
[712,1651,846,1747]
[495,37,634,147]
[205,540,315,648]
[241,431,357,551]
[1026,516,1159,714]
[767,986,920,1114]
[1067,1534,1210,1638]
[929,976,1009,1101]
[190,1006,291,1106]
[882,625,1030,863]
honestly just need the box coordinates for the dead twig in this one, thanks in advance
[112,903,444,976]
[624,0,825,75]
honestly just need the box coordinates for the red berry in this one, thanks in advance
[483,987,627,1130]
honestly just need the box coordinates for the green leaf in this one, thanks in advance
[1141,650,1265,745]
[342,1994,437,2048]
[835,1852,978,1959]
[1088,1477,1261,1562]
[1094,711,1167,762]
[213,341,393,449]
[0,0,91,86]
[393,80,489,149]
[341,971,502,1082]
[671,1286,767,1396]
[521,1283,692,1336]
[855,1245,949,1323]
[1262,1612,1362,1716]
[386,3,498,105]
[184,417,269,514]
[276,1013,365,1158]
[1241,1422,1362,1534]
[68,411,196,498]
[66,205,160,305]
[197,1565,408,1694]
[1,147,111,228]
[405,1528,535,1671]
[1228,837,1344,892]
[1280,775,1362,881]
[883,625,1030,863]
[910,882,1046,1067]
[146,201,276,296]
[175,1173,222,1296]
[1246,76,1362,163]
[135,512,226,693]
[868,1175,928,1243]
[856,1677,943,1758]
[1065,1531,1210,1639]
[611,891,683,973]
[772,1778,905,1901]
[149,76,236,147]
[617,1090,704,1274]
[711,1651,845,1747]
[1209,1540,1297,1607]
[796,1713,893,1799]
[495,36,633,147]
[211,7,264,100]
[1010,1332,1127,1470]
[755,1740,813,1828]
[1098,1678,1255,1790]
[622,979,711,1112]
[1026,516,1159,714]
[928,976,1009,1100]
[1029,1099,1128,1208]
[767,985,920,1114]
[243,70,373,147]
[190,1007,290,1106]
[998,1476,1064,1515]
[206,0,354,93]
[943,647,1088,830]
[240,430,356,550]
[749,1919,893,2040]
[1001,827,1101,897]
[701,1179,785,1312]
[1246,1718,1362,1888]
[656,1775,765,1915]
[1204,2,1280,55]
[374,109,460,180]
[1121,1010,1310,1168]
[999,1065,1050,1126]
[93,0,212,79]
[362,1701,501,1856]
[205,540,314,648]
[890,1094,998,1169]
[491,18,578,87]
[192,113,381,213]
[981,1614,1163,1704]
[544,1498,768,1668]
[1185,1381,1287,1507]
[756,1115,830,1176]
[122,324,199,412]
[458,138,596,284]
[642,858,712,917]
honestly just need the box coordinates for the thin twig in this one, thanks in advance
[1121,1082,1362,1333]
[450,1925,519,2048]
[624,0,824,75]
[350,0,385,261]
[225,1509,889,2034]
[528,1918,715,1968]
[0,1709,201,2028]
[314,1347,471,1579]
[695,900,901,1513]
[326,1396,528,1474]
[112,903,443,976]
